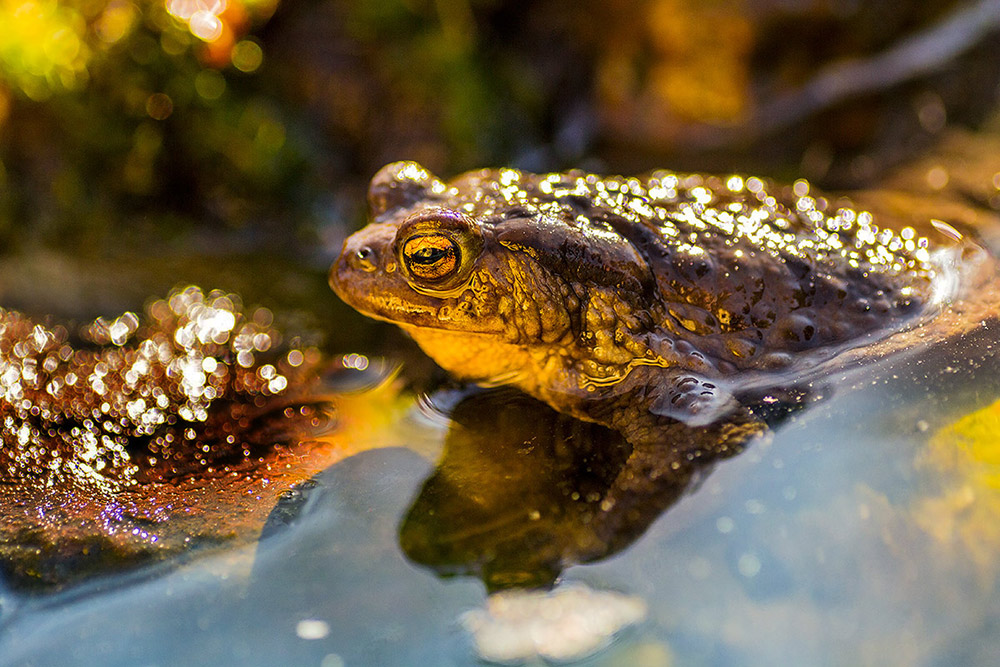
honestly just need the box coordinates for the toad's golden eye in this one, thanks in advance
[395,209,483,293]
[402,234,459,281]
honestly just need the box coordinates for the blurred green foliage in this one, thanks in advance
[0,0,997,255]
[0,0,303,251]
[0,0,540,253]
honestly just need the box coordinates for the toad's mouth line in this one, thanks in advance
[340,290,508,338]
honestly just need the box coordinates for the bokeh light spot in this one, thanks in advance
[231,39,262,72]
[160,30,189,55]
[166,0,199,21]
[195,69,226,100]
[146,92,174,120]
[254,117,285,153]
[189,10,223,42]
[44,28,81,65]
[96,1,138,44]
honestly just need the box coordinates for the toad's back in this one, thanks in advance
[432,167,939,371]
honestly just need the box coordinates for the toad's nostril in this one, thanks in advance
[353,246,376,271]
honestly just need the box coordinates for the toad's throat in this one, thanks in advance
[399,324,533,386]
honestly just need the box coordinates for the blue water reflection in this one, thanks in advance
[3,321,1000,665]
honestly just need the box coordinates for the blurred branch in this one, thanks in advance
[696,0,1000,148]
[763,0,1000,127]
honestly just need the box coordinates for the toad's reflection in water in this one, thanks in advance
[400,388,766,591]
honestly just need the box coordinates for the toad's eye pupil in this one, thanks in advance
[402,234,460,282]
[411,246,447,264]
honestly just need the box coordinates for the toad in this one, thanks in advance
[330,161,972,448]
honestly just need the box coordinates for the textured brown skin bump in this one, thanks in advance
[332,161,950,448]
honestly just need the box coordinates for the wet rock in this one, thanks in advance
[0,285,399,590]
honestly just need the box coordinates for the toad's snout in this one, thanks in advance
[329,223,397,301]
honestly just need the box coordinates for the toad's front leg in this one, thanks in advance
[569,366,764,451]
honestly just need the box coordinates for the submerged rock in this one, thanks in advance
[460,582,648,663]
